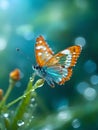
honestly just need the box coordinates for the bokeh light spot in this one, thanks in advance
[76,81,90,94]
[72,118,81,128]
[52,98,69,111]
[16,25,34,40]
[41,124,53,130]
[75,0,88,10]
[84,87,97,101]
[0,37,7,51]
[16,81,21,87]
[90,75,98,85]
[57,111,71,121]
[84,60,97,73]
[75,37,86,47]
[0,0,9,10]
[50,10,62,21]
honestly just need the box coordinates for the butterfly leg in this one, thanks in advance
[45,78,55,88]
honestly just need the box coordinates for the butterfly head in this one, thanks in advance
[32,64,47,79]
[32,65,41,71]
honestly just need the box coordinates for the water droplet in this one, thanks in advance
[75,36,86,47]
[90,75,98,85]
[30,77,33,82]
[3,113,9,118]
[29,101,37,108]
[31,89,34,92]
[72,118,81,128]
[23,95,26,98]
[30,98,37,107]
[17,120,24,127]
[84,60,97,73]
[29,104,34,108]
[84,87,97,101]
[31,98,35,103]
[24,113,30,119]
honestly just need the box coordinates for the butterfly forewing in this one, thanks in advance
[45,46,82,68]
[67,46,82,67]
[35,36,54,67]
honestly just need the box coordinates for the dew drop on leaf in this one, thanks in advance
[23,95,26,98]
[17,120,24,127]
[31,98,35,103]
[3,113,9,118]
[30,77,33,82]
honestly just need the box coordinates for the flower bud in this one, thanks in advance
[0,89,3,100]
[10,69,20,81]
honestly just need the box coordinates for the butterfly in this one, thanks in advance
[32,35,82,87]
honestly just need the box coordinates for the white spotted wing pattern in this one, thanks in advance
[35,35,82,86]
[35,36,54,67]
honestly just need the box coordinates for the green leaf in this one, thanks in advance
[4,117,10,130]
[11,78,35,130]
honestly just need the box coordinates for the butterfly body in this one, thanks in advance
[33,65,46,78]
[33,36,82,87]
[33,65,61,87]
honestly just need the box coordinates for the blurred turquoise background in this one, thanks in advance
[0,0,98,129]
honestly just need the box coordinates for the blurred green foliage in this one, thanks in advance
[0,0,98,130]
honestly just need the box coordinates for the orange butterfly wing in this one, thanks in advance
[45,46,82,85]
[59,68,73,85]
[45,46,81,67]
[35,36,54,67]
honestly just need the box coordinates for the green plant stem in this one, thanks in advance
[11,77,35,130]
[6,88,35,109]
[6,78,44,109]
[0,80,16,110]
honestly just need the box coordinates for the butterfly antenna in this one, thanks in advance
[16,48,33,63]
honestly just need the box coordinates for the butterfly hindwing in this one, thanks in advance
[35,36,54,67]
[59,68,73,85]
[67,46,82,67]
[45,65,72,85]
[44,65,67,86]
